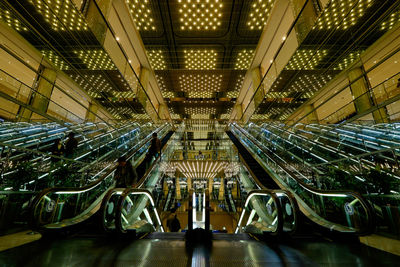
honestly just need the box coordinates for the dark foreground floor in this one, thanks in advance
[0,233,399,266]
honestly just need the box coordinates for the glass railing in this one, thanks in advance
[245,123,400,238]
[0,122,150,191]
[230,123,374,234]
[29,124,170,230]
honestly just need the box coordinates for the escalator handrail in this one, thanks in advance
[100,188,125,232]
[115,188,163,234]
[231,123,376,235]
[100,130,173,232]
[29,124,169,229]
[235,189,284,235]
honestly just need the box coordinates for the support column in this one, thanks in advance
[243,67,265,123]
[175,177,181,200]
[208,177,213,195]
[187,177,192,192]
[158,103,169,121]
[348,68,389,123]
[218,177,225,201]
[85,101,98,122]
[137,67,158,121]
[18,68,56,122]
[304,103,319,124]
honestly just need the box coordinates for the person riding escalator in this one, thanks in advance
[114,156,138,188]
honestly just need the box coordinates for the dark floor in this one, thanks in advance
[0,233,399,266]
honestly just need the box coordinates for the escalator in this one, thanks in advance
[229,123,375,235]
[28,124,173,232]
[0,122,159,235]
[226,131,279,189]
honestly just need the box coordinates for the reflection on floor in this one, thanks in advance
[0,233,399,266]
[0,230,41,252]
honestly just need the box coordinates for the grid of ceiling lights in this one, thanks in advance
[115,91,135,99]
[285,49,328,70]
[251,114,270,120]
[278,107,296,121]
[177,0,223,31]
[108,108,122,120]
[220,114,230,119]
[191,114,211,119]
[74,50,116,70]
[184,50,217,69]
[380,10,400,31]
[29,0,88,31]
[70,74,114,93]
[227,75,244,98]
[132,113,150,119]
[126,0,156,31]
[177,161,227,179]
[147,50,167,70]
[247,0,275,30]
[171,113,181,119]
[333,51,363,70]
[235,49,255,70]
[184,107,216,114]
[41,50,69,70]
[266,91,290,98]
[0,8,28,32]
[156,75,175,98]
[286,74,333,94]
[314,0,373,30]
[179,74,222,98]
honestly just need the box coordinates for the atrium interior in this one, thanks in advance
[0,0,400,265]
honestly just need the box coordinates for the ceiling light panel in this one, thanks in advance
[234,49,255,70]
[177,0,223,31]
[251,114,270,120]
[191,114,211,119]
[285,74,333,94]
[126,0,156,31]
[156,75,175,98]
[171,113,181,119]
[176,161,227,179]
[41,50,69,70]
[73,49,116,70]
[333,51,363,70]
[179,74,222,97]
[220,114,230,119]
[0,7,28,32]
[29,0,88,31]
[314,0,373,30]
[184,50,218,70]
[380,9,400,31]
[247,0,275,30]
[147,50,167,70]
[227,74,244,98]
[285,49,328,70]
[69,73,115,99]
[184,107,217,114]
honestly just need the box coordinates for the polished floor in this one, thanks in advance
[0,233,399,266]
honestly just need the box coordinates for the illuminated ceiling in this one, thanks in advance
[252,0,400,122]
[3,0,400,124]
[175,160,228,179]
[0,0,150,121]
[138,0,272,121]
